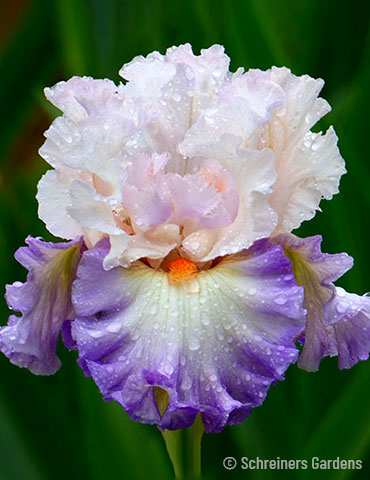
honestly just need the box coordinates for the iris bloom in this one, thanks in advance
[2,45,370,435]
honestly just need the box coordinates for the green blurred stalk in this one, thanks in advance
[185,414,204,479]
[161,429,184,479]
[156,388,204,479]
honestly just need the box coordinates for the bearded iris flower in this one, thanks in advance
[2,44,370,461]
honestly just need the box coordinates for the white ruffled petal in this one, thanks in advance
[183,148,277,261]
[120,51,193,172]
[271,127,346,232]
[255,67,345,231]
[179,69,284,161]
[45,76,121,121]
[122,224,181,266]
[166,43,231,122]
[37,169,84,239]
[102,233,129,270]
[254,67,331,151]
[40,77,147,186]
[67,180,122,235]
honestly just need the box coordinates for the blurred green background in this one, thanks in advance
[0,0,370,479]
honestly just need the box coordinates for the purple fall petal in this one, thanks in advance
[324,287,370,369]
[274,233,367,371]
[1,236,83,375]
[71,237,305,433]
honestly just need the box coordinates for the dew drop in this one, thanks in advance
[212,67,222,78]
[150,305,158,315]
[182,375,192,390]
[89,330,104,338]
[336,303,347,314]
[165,365,174,375]
[216,332,225,341]
[201,316,210,326]
[106,322,121,333]
[189,337,200,351]
[274,294,287,305]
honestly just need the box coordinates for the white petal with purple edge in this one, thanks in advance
[71,238,305,433]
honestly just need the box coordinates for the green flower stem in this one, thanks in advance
[156,387,204,479]
[161,429,184,480]
[185,413,204,479]
[161,417,204,480]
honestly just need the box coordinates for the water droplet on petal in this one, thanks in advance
[274,294,287,305]
[336,303,347,314]
[189,337,200,351]
[106,322,121,333]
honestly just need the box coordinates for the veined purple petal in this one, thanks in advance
[71,238,305,433]
[1,236,83,375]
[274,233,357,371]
